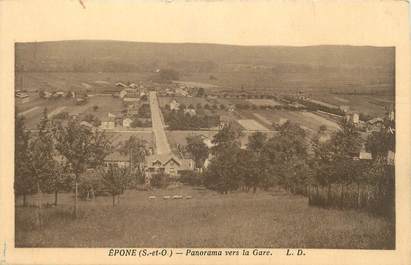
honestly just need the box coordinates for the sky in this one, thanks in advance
[0,0,408,47]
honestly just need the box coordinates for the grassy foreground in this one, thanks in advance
[15,185,395,249]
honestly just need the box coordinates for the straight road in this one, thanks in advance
[149,91,171,155]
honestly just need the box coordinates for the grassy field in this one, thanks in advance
[15,186,394,249]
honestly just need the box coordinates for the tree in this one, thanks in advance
[236,149,260,192]
[157,69,179,83]
[247,132,267,154]
[25,108,56,225]
[14,113,34,207]
[366,117,395,159]
[204,145,242,194]
[54,119,111,217]
[185,136,209,170]
[82,114,101,127]
[93,105,99,112]
[138,104,151,118]
[102,165,132,207]
[118,136,148,184]
[197,87,205,97]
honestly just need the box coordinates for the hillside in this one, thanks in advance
[15,41,395,94]
[15,40,394,72]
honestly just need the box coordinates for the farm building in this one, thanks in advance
[145,153,194,177]
[104,152,130,168]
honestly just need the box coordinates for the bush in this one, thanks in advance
[179,171,203,186]
[150,172,170,188]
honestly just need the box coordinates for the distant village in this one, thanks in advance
[16,79,395,180]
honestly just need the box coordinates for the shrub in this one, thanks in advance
[150,172,170,188]
[179,171,203,186]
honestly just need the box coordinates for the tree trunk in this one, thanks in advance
[74,178,78,218]
[112,194,115,207]
[253,186,257,193]
[54,189,58,206]
[36,182,43,227]
[357,183,361,209]
[327,184,331,207]
[366,184,370,208]
[340,183,344,209]
[307,185,311,204]
[23,193,27,207]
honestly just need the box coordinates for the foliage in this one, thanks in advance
[164,109,219,130]
[82,114,101,127]
[101,165,132,206]
[14,114,35,204]
[185,136,209,169]
[150,172,170,188]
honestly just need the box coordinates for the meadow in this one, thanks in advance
[15,185,395,249]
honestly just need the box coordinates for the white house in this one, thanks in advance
[122,117,133,128]
[170,99,180,111]
[339,105,350,113]
[100,117,115,130]
[119,89,128,98]
[184,108,196,116]
[145,153,194,177]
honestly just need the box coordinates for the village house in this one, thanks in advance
[175,87,188,97]
[116,82,128,88]
[339,105,350,113]
[169,99,180,111]
[145,153,194,177]
[122,117,133,128]
[184,108,196,116]
[366,117,384,132]
[346,112,360,124]
[15,91,30,103]
[100,117,115,130]
[119,89,128,98]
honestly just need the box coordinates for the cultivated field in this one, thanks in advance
[237,119,270,131]
[15,72,151,92]
[309,94,394,117]
[16,95,126,129]
[15,186,395,249]
[243,110,340,135]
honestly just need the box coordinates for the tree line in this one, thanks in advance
[15,108,148,224]
[186,116,395,217]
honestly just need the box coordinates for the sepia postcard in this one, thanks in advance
[0,0,410,264]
